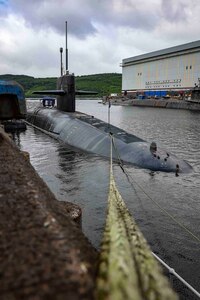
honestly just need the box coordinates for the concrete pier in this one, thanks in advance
[0,128,97,299]
[111,98,200,110]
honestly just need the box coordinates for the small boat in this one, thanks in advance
[0,80,26,120]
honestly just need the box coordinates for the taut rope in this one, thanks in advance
[96,134,177,299]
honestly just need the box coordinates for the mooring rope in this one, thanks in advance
[110,134,200,298]
[96,134,178,300]
[112,135,200,244]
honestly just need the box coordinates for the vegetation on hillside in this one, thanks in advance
[76,73,122,96]
[0,73,122,98]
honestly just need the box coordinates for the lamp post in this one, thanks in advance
[60,47,63,76]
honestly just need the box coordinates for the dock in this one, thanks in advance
[110,98,200,110]
[0,127,97,299]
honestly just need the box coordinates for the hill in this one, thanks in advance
[0,73,122,97]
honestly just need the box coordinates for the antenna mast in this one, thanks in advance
[66,21,68,72]
[60,47,63,76]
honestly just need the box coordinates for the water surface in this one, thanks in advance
[17,99,200,299]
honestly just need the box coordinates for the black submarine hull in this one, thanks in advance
[26,107,192,173]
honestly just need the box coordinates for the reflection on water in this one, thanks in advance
[10,131,22,148]
[16,99,200,299]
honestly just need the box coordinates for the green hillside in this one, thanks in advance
[0,73,122,97]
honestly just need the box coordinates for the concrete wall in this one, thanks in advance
[0,127,97,299]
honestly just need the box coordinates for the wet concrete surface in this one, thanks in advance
[0,128,97,299]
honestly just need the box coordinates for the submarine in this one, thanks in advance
[26,22,192,174]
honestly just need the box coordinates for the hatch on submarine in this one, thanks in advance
[26,22,192,174]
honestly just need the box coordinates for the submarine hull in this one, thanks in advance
[26,107,192,173]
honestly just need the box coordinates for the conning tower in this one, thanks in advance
[56,73,75,112]
[33,21,97,111]
[57,21,75,112]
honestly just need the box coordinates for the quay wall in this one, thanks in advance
[111,99,200,110]
[0,127,97,299]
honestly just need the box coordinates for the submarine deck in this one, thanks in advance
[63,110,145,144]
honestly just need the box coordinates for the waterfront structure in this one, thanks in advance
[121,40,200,97]
[0,80,26,119]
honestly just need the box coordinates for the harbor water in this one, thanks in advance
[15,99,200,299]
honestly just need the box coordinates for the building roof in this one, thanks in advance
[122,40,200,65]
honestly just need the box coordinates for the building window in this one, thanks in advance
[190,65,192,69]
[186,66,188,70]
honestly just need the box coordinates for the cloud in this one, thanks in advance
[157,0,200,44]
[0,15,63,76]
[9,0,99,38]
[161,0,188,22]
[8,0,162,37]
[0,0,8,15]
[0,0,7,5]
[0,0,200,77]
[6,0,200,43]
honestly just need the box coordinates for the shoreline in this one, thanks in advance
[0,127,97,299]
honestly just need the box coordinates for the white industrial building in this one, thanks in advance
[122,40,200,97]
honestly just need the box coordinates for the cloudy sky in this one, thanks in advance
[0,0,200,78]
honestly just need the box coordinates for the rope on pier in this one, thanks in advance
[96,134,177,300]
